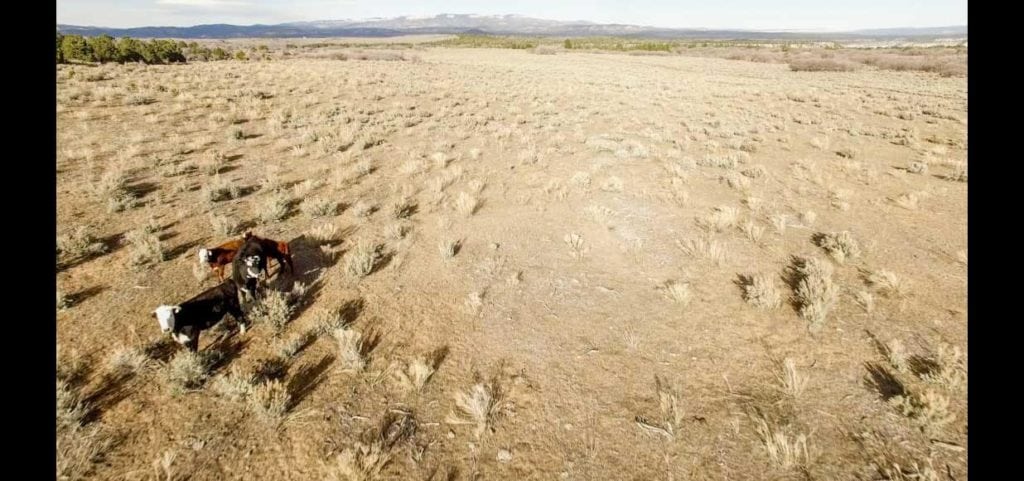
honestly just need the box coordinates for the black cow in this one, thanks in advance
[153,280,247,351]
[231,237,267,304]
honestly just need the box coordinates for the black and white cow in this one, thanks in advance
[231,237,268,304]
[153,280,247,351]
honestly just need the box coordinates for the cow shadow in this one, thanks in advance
[287,355,335,408]
[863,361,906,401]
[82,370,137,424]
[65,285,106,306]
[206,334,250,375]
[166,239,204,261]
[427,346,451,371]
[126,182,159,199]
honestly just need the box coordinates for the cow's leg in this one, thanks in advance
[229,304,248,334]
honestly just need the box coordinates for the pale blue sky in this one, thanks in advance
[56,0,967,31]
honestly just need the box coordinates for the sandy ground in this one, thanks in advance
[56,47,967,480]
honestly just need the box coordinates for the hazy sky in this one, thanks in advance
[56,0,967,31]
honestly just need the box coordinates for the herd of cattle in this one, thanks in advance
[152,232,294,351]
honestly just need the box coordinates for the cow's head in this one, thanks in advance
[244,255,262,278]
[198,248,213,264]
[153,305,181,334]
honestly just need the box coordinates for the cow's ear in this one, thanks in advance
[173,306,182,314]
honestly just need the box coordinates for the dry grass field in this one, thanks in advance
[56,43,967,480]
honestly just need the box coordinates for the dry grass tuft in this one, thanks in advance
[250,291,294,335]
[447,382,505,439]
[741,220,766,244]
[885,339,909,373]
[775,358,809,398]
[307,223,340,245]
[351,200,375,218]
[751,414,810,469]
[208,212,239,236]
[893,193,920,210]
[394,357,436,392]
[438,238,460,260]
[790,257,839,331]
[921,343,965,390]
[869,269,907,298]
[211,367,255,402]
[662,281,692,306]
[564,233,587,260]
[677,235,728,265]
[696,205,739,232]
[327,441,391,481]
[333,328,367,372]
[635,376,686,441]
[814,231,862,264]
[250,379,291,424]
[889,390,956,434]
[741,274,781,309]
[106,346,149,377]
[125,228,164,266]
[202,175,241,203]
[345,241,381,278]
[256,193,292,223]
[455,192,480,216]
[165,350,218,391]
[301,197,339,218]
[57,226,109,261]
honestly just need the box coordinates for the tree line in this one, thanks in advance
[56,33,258,64]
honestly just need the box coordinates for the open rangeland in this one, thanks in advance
[56,45,967,480]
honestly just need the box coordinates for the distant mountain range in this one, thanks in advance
[56,14,967,40]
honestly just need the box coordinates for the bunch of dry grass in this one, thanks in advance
[307,223,341,245]
[791,257,839,331]
[250,379,291,424]
[208,212,239,236]
[105,346,149,377]
[662,281,692,306]
[327,441,391,481]
[742,274,781,309]
[256,193,291,223]
[351,201,375,218]
[447,382,506,439]
[301,197,338,218]
[455,192,480,216]
[775,358,809,398]
[125,228,164,266]
[677,235,728,265]
[332,327,367,372]
[696,205,739,232]
[394,357,436,392]
[751,414,810,469]
[165,350,219,391]
[345,241,380,278]
[438,239,460,260]
[564,233,587,260]
[888,390,956,434]
[635,376,686,441]
[57,226,108,261]
[869,269,907,298]
[202,175,241,203]
[250,291,294,335]
[921,343,966,390]
[814,231,861,264]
